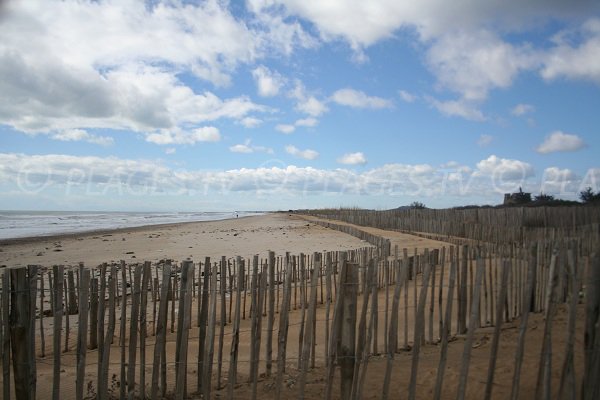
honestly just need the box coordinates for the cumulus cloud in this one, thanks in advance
[536,131,587,154]
[51,129,114,146]
[289,80,329,117]
[541,18,600,84]
[2,152,592,201]
[285,145,319,160]
[145,127,221,145]
[239,117,263,128]
[295,96,328,117]
[475,155,534,182]
[337,152,367,166]
[511,103,535,116]
[426,30,538,101]
[331,88,392,109]
[252,66,285,97]
[276,124,296,134]
[229,139,274,154]
[0,0,315,137]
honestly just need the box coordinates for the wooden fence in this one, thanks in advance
[303,206,600,246]
[1,224,599,398]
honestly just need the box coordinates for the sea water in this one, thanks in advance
[0,210,263,240]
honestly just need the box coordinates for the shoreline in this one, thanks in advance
[0,213,372,268]
[0,213,266,246]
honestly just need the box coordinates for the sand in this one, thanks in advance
[0,213,376,267]
[0,213,584,399]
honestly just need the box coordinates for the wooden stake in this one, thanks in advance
[227,257,244,400]
[197,257,210,392]
[217,256,227,389]
[510,243,537,400]
[339,261,359,400]
[408,261,432,400]
[276,255,293,399]
[433,257,457,400]
[266,250,275,377]
[10,268,34,400]
[75,269,90,400]
[175,261,193,400]
[151,262,171,400]
[298,254,320,399]
[483,260,509,400]
[52,265,64,400]
[2,270,10,400]
[455,257,484,400]
[139,261,151,400]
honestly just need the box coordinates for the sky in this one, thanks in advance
[1,0,599,212]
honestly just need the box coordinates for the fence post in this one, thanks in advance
[76,269,90,400]
[2,270,10,400]
[339,261,358,400]
[151,263,171,400]
[10,268,34,400]
[52,265,64,400]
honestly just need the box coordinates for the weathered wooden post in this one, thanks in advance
[10,267,34,400]
[76,269,90,400]
[151,263,171,400]
[52,265,64,400]
[127,264,142,400]
[339,261,358,400]
[2,270,10,400]
[455,257,485,400]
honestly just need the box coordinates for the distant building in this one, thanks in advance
[503,188,532,205]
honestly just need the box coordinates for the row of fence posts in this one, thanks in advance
[0,240,599,399]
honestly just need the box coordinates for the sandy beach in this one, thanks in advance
[0,212,585,399]
[0,213,377,268]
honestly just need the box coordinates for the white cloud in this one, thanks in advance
[296,96,329,116]
[276,124,296,134]
[254,1,598,48]
[0,1,314,137]
[426,97,485,121]
[475,155,534,181]
[536,131,586,154]
[289,80,329,117]
[229,139,274,154]
[252,66,285,97]
[511,103,535,116]
[540,166,579,195]
[285,145,319,160]
[331,88,392,109]
[145,127,221,145]
[295,117,319,127]
[165,148,176,155]
[2,152,588,201]
[240,117,263,128]
[51,129,114,146]
[477,134,493,147]
[398,90,417,103]
[426,30,538,101]
[337,152,367,166]
[541,18,600,84]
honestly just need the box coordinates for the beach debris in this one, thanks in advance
[125,251,134,254]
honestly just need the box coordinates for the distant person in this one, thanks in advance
[235,211,239,218]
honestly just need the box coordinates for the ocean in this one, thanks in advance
[0,210,264,240]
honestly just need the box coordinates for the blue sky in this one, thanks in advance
[1,0,599,211]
